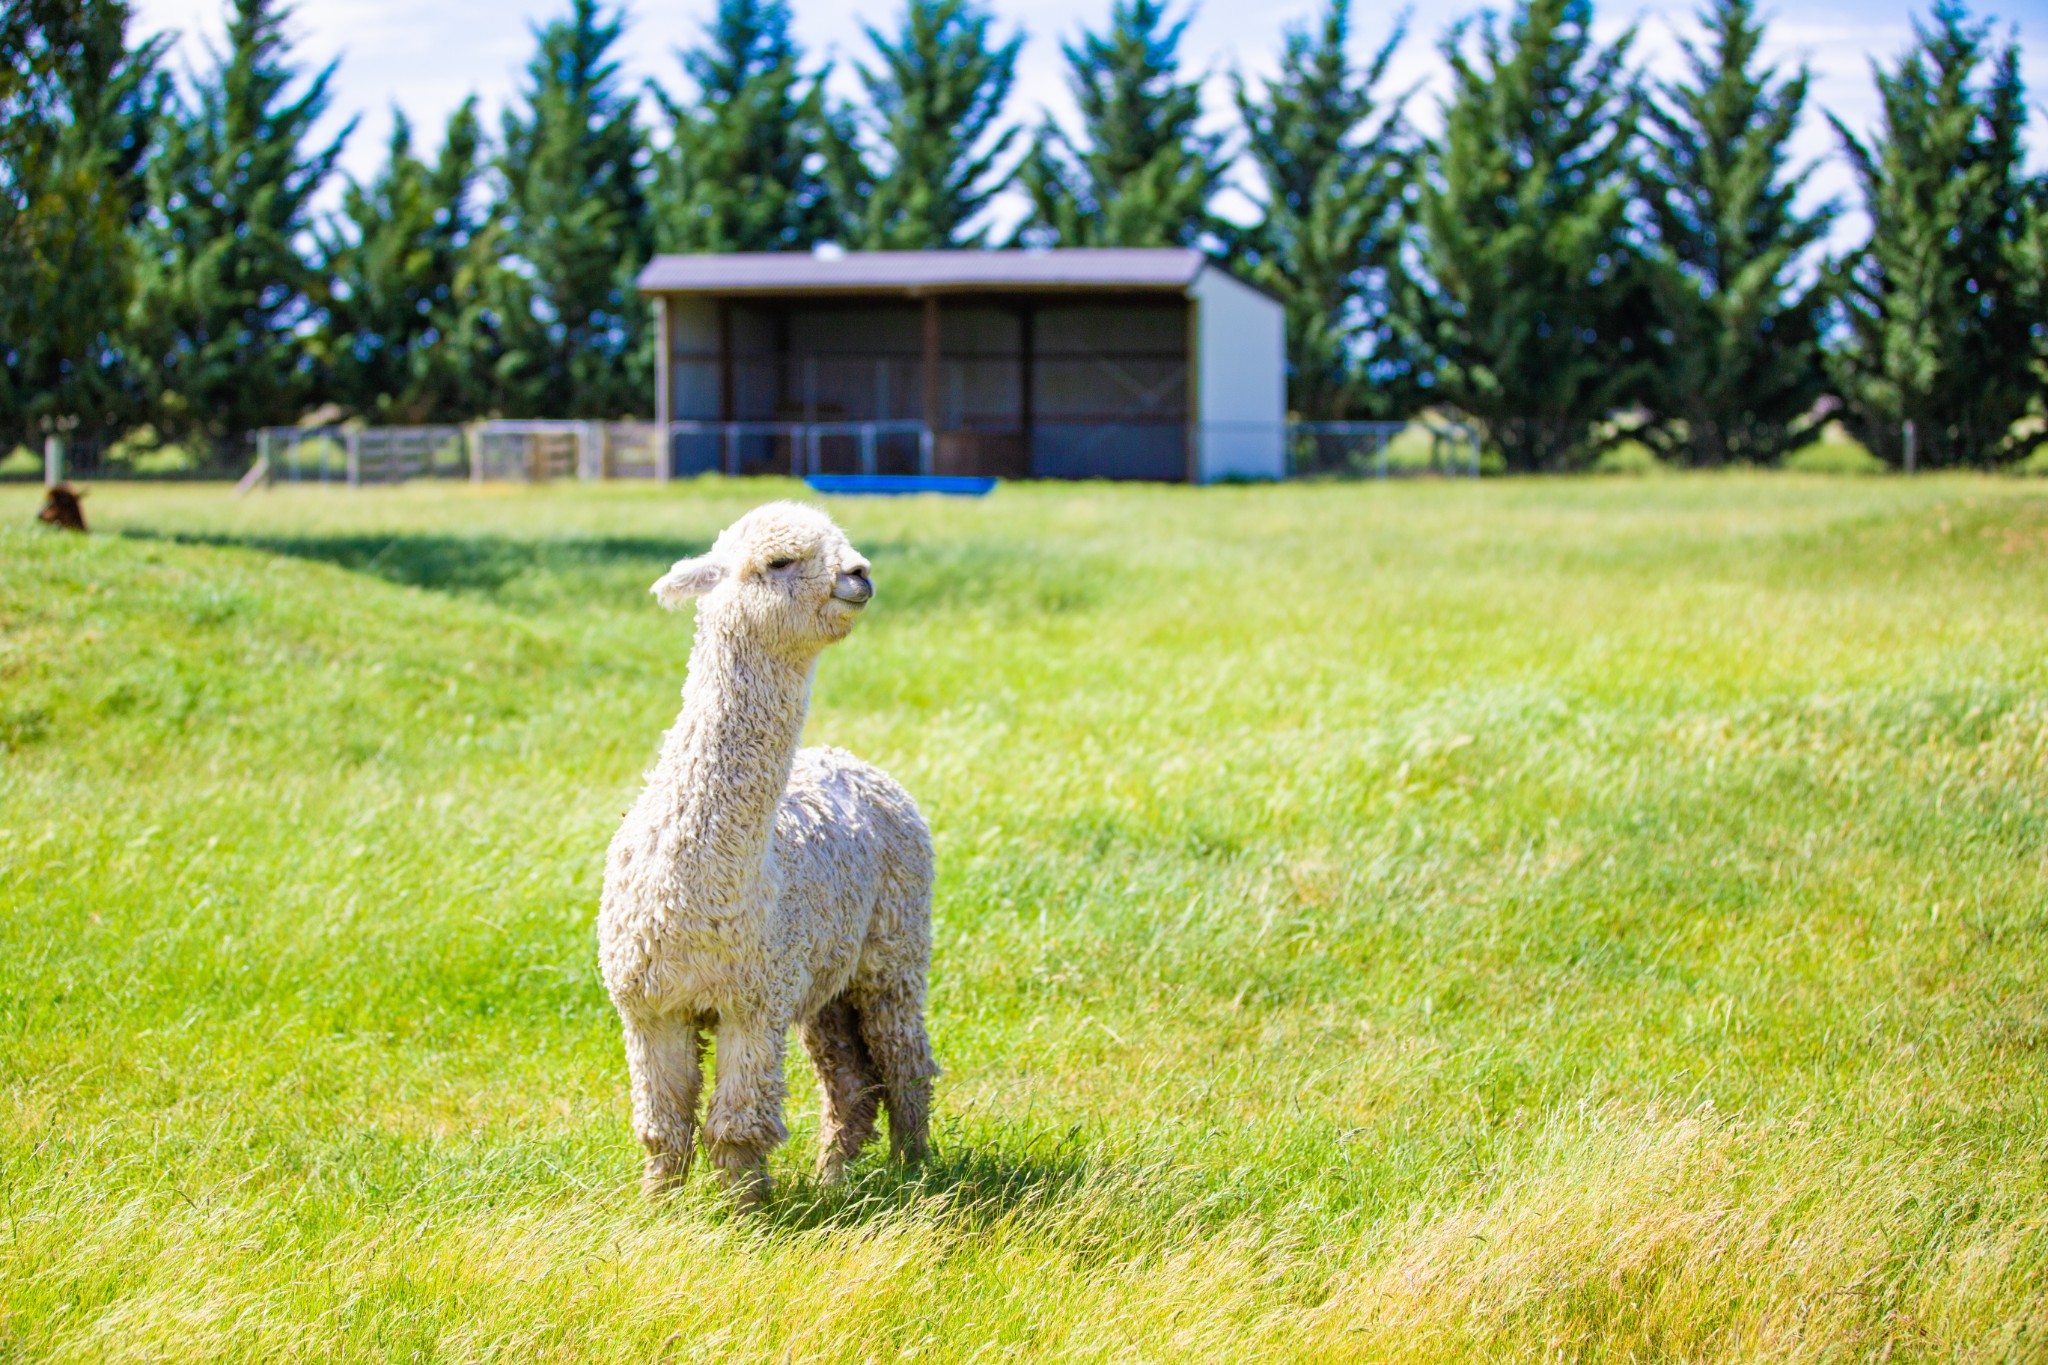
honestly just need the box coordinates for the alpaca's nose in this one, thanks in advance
[832,569,873,604]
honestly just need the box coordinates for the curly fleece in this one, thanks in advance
[597,502,937,1203]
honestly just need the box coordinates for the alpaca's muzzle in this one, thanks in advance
[832,572,873,605]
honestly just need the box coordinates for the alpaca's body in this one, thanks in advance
[602,746,930,1033]
[598,503,935,1202]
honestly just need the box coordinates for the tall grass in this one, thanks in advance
[3,475,2044,1360]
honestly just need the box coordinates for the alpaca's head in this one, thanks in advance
[652,502,874,654]
[38,484,86,533]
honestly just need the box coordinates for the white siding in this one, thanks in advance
[1189,266,1285,481]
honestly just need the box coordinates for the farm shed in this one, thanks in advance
[634,247,1285,483]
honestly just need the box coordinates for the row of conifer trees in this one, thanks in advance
[3,0,2044,469]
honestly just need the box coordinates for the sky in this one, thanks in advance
[128,0,2048,246]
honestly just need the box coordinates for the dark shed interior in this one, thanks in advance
[666,295,1190,480]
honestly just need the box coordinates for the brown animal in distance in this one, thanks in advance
[38,484,87,532]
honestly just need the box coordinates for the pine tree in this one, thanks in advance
[1019,0,1228,248]
[1830,2,2041,468]
[2026,192,2048,414]
[650,0,831,254]
[1400,0,1657,469]
[319,100,490,423]
[129,0,350,451]
[1641,0,1835,465]
[826,0,1022,249]
[1233,0,1411,419]
[492,0,649,417]
[0,0,167,445]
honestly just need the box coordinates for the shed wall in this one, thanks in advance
[1191,268,1286,481]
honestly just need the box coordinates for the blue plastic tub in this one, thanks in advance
[804,474,998,497]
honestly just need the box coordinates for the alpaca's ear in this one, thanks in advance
[651,556,725,608]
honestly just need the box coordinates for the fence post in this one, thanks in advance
[468,426,482,485]
[1903,419,1917,475]
[861,424,877,475]
[42,433,63,486]
[918,424,935,476]
[345,429,361,488]
[653,294,672,486]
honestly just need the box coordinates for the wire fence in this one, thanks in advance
[234,419,1487,486]
[25,415,2030,488]
[666,420,935,479]
[1286,421,1483,479]
[262,426,469,484]
[2,430,247,482]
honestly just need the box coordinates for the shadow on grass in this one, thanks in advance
[121,529,696,595]
[119,529,1104,617]
[758,1130,1098,1234]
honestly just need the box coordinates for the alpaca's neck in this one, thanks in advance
[652,627,816,899]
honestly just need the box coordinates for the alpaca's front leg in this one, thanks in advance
[703,1011,789,1208]
[624,1013,705,1197]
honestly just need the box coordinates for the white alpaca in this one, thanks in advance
[598,502,936,1205]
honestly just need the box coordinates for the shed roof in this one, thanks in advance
[635,247,1211,295]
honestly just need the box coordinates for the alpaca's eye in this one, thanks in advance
[766,556,799,571]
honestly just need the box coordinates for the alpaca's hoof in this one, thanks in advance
[642,1152,690,1199]
[720,1164,772,1211]
[817,1149,850,1186]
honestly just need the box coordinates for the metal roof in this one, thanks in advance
[635,247,1212,295]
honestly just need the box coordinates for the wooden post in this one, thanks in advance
[1019,304,1035,474]
[653,294,672,484]
[1903,419,1917,475]
[717,299,734,422]
[43,433,62,486]
[922,293,940,456]
[345,428,361,487]
[468,426,483,485]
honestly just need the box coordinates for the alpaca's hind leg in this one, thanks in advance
[703,1012,789,1208]
[857,986,938,1165]
[623,1013,704,1197]
[799,997,882,1184]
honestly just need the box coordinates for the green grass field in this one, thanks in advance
[4,475,2045,1360]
